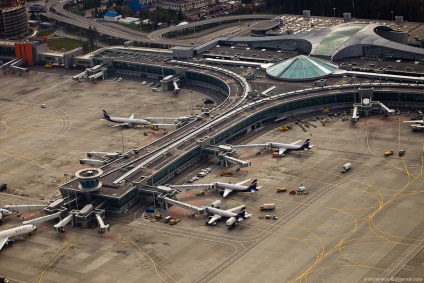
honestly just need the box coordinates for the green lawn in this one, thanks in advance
[47,38,84,51]
[36,29,57,37]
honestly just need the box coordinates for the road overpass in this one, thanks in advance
[43,0,274,47]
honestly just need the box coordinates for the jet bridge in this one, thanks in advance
[10,58,28,74]
[351,106,359,122]
[88,71,106,81]
[73,65,108,81]
[173,81,180,94]
[4,204,46,212]
[0,58,20,73]
[219,154,251,168]
[352,88,395,118]
[23,211,62,225]
[54,213,74,232]
[377,101,395,115]
[230,144,269,150]
[95,213,109,233]
[72,70,88,81]
[170,184,215,191]
[164,197,205,215]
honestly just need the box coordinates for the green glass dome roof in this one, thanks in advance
[266,55,338,81]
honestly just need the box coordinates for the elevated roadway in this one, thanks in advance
[146,14,275,42]
[43,1,274,46]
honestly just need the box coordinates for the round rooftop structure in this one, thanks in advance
[250,20,280,32]
[75,168,103,192]
[266,55,338,81]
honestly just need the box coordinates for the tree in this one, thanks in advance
[178,9,184,21]
[121,6,133,17]
[245,4,253,13]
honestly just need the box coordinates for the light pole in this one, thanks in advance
[353,75,357,103]
[390,11,394,21]
[333,8,336,18]
[120,129,125,153]
[190,90,193,115]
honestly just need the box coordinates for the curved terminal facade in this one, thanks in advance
[250,20,281,37]
[225,23,424,61]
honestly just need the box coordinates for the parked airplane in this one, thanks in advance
[0,224,36,250]
[0,208,12,223]
[170,179,261,197]
[102,110,177,129]
[270,139,314,157]
[403,120,424,131]
[102,110,150,128]
[164,197,252,227]
[229,139,313,157]
[205,205,251,226]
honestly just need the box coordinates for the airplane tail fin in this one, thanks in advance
[301,139,311,150]
[236,207,247,220]
[102,110,111,121]
[247,179,259,192]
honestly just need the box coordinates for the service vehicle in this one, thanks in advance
[384,150,394,156]
[276,187,287,193]
[259,203,276,211]
[341,163,352,173]
[226,217,238,228]
[168,219,181,225]
[399,149,405,156]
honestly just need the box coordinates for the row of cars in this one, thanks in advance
[187,168,212,183]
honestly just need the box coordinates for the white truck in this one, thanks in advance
[297,185,308,195]
[226,217,238,228]
[259,203,276,211]
[211,200,221,208]
[341,163,352,173]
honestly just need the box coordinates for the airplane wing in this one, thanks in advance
[412,124,424,128]
[110,124,124,128]
[278,148,287,155]
[290,140,302,145]
[226,205,246,213]
[110,123,131,128]
[129,114,135,119]
[0,237,8,251]
[208,214,221,224]
[403,120,423,123]
[222,188,233,197]
[235,179,251,186]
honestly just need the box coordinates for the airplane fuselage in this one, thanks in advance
[214,182,250,191]
[106,116,150,126]
[0,225,36,241]
[269,142,306,150]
